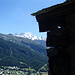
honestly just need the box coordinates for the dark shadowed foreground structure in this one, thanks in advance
[32,0,75,75]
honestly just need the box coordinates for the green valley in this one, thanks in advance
[0,33,48,71]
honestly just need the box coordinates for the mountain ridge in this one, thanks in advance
[13,32,46,41]
[0,33,47,70]
[0,33,46,54]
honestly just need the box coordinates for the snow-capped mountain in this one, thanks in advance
[13,32,46,40]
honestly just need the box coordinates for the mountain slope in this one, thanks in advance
[0,33,46,55]
[34,40,46,47]
[13,32,46,46]
[0,33,47,70]
[0,38,47,70]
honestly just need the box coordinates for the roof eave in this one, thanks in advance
[31,1,74,16]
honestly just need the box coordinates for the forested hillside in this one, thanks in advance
[0,33,46,55]
[0,33,48,70]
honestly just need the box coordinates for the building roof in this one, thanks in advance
[31,0,75,16]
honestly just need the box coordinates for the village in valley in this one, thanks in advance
[0,66,48,75]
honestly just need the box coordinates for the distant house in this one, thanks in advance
[32,0,75,75]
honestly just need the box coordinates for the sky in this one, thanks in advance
[0,0,66,37]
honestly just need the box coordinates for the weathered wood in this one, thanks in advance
[32,0,75,75]
[48,48,70,75]
[46,28,69,48]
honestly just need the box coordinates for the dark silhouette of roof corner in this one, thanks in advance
[31,0,75,16]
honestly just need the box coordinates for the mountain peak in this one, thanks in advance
[13,32,46,40]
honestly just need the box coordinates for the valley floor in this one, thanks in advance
[0,70,48,75]
[0,66,48,75]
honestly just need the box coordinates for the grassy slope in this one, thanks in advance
[0,34,48,70]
